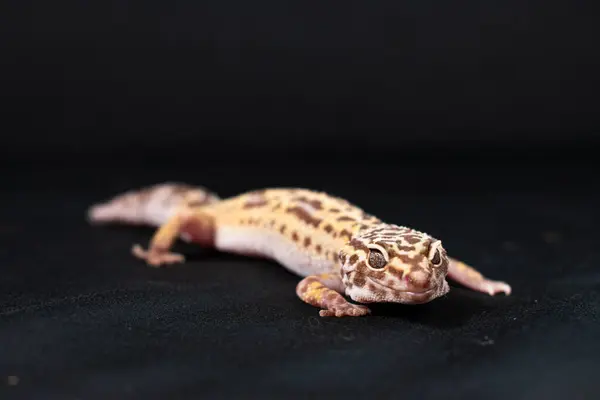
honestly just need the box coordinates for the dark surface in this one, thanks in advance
[1,159,599,399]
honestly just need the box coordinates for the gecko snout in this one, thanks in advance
[405,269,435,290]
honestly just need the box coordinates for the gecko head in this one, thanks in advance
[338,224,450,305]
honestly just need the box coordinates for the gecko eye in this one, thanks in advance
[428,241,444,266]
[368,248,387,269]
[430,249,442,266]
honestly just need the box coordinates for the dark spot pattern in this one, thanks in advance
[396,245,417,252]
[248,217,260,226]
[292,196,323,210]
[339,229,352,241]
[286,206,322,227]
[388,267,405,280]
[396,254,416,265]
[187,200,209,207]
[361,228,385,239]
[243,196,268,209]
[403,235,422,245]
[349,239,369,253]
[353,273,366,288]
[326,292,338,302]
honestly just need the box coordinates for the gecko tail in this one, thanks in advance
[87,182,220,227]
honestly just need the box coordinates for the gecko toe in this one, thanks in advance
[499,283,512,295]
[132,244,185,267]
[320,304,371,317]
[486,281,512,296]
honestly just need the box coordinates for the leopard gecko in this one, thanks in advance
[87,183,511,317]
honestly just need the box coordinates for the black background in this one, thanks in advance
[1,1,599,399]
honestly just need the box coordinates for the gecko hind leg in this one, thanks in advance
[447,258,512,296]
[296,273,371,317]
[132,197,215,268]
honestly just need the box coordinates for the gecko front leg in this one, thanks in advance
[296,273,371,317]
[448,257,511,296]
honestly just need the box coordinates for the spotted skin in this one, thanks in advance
[88,184,512,317]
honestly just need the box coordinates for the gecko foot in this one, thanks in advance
[447,258,512,297]
[482,280,512,296]
[131,244,185,267]
[319,303,371,318]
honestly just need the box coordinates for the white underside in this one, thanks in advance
[89,194,338,277]
[214,226,336,277]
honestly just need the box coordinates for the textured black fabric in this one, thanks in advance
[1,160,599,399]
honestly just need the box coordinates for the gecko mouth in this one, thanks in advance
[366,276,442,301]
[365,276,436,295]
[403,288,436,296]
[347,276,440,305]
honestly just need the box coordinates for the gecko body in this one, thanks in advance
[88,183,511,317]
